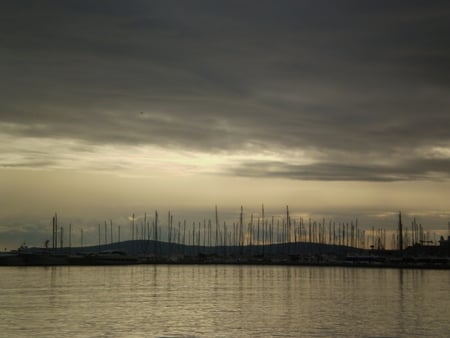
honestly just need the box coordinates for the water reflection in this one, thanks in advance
[0,266,449,337]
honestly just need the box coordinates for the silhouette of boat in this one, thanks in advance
[0,252,24,265]
[68,250,139,265]
[17,247,68,265]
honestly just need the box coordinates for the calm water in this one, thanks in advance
[0,265,449,337]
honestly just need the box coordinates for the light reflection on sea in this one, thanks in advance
[0,265,449,337]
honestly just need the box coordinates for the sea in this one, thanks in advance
[0,265,449,337]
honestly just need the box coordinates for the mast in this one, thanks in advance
[110,220,113,247]
[398,211,403,253]
[183,220,186,254]
[178,221,181,253]
[144,213,147,242]
[286,205,290,251]
[53,213,58,250]
[168,211,171,247]
[262,204,265,256]
[154,211,158,257]
[132,213,135,241]
[239,206,243,256]
[223,221,227,256]
[203,219,206,248]
[52,214,56,250]
[215,205,219,249]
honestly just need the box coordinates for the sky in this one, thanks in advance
[1,1,450,249]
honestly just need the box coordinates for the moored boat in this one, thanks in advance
[68,250,139,265]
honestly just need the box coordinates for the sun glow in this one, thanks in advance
[0,130,316,178]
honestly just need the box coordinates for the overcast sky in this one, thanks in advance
[1,1,449,249]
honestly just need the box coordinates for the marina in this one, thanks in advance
[1,241,449,268]
[2,209,449,269]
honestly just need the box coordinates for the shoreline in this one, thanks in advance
[1,253,449,270]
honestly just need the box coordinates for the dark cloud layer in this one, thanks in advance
[227,158,450,182]
[1,1,450,180]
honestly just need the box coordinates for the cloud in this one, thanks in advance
[1,1,450,181]
[226,158,450,182]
